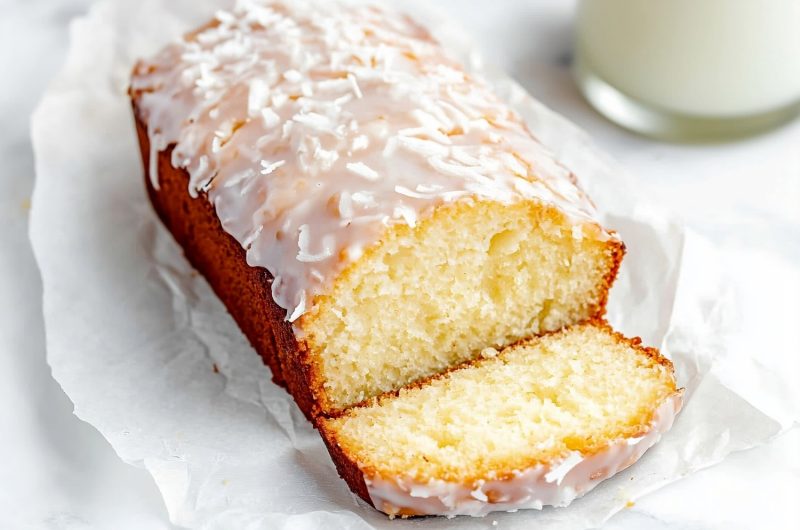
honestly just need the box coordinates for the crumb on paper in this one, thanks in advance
[492,521,498,526]
[222,479,230,486]
[20,198,31,211]
[625,500,635,508]
[213,363,219,373]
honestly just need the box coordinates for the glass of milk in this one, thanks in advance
[574,0,800,141]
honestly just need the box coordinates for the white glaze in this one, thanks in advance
[131,0,614,324]
[365,392,683,517]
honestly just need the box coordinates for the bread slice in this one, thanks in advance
[129,0,624,417]
[319,322,683,517]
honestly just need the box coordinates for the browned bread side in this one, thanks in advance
[132,105,323,421]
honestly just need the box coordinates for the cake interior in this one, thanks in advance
[320,323,677,483]
[304,199,623,413]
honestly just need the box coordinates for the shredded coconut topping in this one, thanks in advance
[346,161,380,181]
[131,0,611,324]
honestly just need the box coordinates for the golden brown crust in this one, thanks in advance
[132,96,326,420]
[317,421,374,508]
[596,239,626,317]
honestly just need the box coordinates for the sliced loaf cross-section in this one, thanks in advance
[320,323,683,517]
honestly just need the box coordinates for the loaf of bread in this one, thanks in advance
[130,0,624,418]
[129,1,681,518]
[319,322,683,517]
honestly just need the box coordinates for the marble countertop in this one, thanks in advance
[1,1,797,528]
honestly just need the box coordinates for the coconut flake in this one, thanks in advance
[261,107,280,128]
[396,136,449,158]
[351,191,378,207]
[382,136,399,157]
[416,183,443,193]
[398,126,451,144]
[271,92,289,108]
[394,185,437,199]
[281,120,294,140]
[214,10,235,25]
[347,73,363,98]
[451,147,482,166]
[338,191,354,219]
[242,224,263,249]
[393,204,417,227]
[260,159,286,175]
[501,152,528,176]
[247,79,270,117]
[296,224,334,262]
[351,134,369,151]
[428,156,488,182]
[411,109,443,131]
[544,452,584,485]
[313,145,339,171]
[283,69,303,83]
[346,162,379,181]
[293,112,335,133]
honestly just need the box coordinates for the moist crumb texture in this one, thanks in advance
[306,200,622,411]
[322,323,678,484]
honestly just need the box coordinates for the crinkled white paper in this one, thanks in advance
[30,1,791,528]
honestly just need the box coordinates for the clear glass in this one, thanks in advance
[573,0,800,141]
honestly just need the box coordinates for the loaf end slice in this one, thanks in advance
[303,199,624,414]
[318,322,683,517]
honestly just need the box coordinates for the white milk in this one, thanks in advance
[575,0,800,117]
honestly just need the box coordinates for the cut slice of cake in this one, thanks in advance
[130,0,625,417]
[319,322,683,517]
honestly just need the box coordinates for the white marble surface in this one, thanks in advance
[1,0,797,529]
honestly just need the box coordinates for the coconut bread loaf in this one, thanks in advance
[319,322,683,517]
[129,0,624,419]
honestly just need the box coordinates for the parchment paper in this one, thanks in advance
[29,0,793,528]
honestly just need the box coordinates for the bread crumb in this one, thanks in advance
[480,347,499,359]
[212,363,220,373]
[625,500,635,508]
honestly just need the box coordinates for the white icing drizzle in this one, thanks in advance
[131,0,615,324]
[365,392,683,517]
